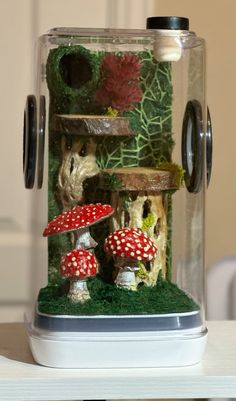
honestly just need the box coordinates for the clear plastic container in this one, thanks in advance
[23,18,211,367]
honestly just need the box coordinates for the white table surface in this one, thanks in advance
[0,321,235,401]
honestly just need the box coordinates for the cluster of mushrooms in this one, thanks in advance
[43,203,157,302]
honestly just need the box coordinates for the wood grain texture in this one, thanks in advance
[53,114,135,136]
[99,167,178,192]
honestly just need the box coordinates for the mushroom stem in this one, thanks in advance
[74,227,98,250]
[68,279,90,302]
[115,262,139,291]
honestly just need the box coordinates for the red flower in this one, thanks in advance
[95,53,142,112]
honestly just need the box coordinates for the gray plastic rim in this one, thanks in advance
[34,308,202,332]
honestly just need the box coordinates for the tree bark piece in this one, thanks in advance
[52,114,135,136]
[99,167,178,192]
[146,194,167,282]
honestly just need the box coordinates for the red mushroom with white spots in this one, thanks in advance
[60,249,98,302]
[43,203,114,252]
[104,227,157,290]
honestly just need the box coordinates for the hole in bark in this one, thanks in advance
[70,157,74,174]
[145,261,151,272]
[124,210,130,226]
[60,53,92,90]
[142,199,151,218]
[79,143,87,157]
[137,282,145,288]
[65,135,73,150]
[154,218,161,237]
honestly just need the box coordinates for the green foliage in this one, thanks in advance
[38,275,199,316]
[46,45,102,114]
[102,173,123,191]
[46,45,104,281]
[48,233,71,284]
[142,212,155,233]
[46,46,174,287]
[158,161,185,189]
[120,192,132,212]
[106,107,119,117]
[165,194,173,282]
[136,262,149,280]
[48,149,60,219]
[47,148,71,283]
[95,52,173,169]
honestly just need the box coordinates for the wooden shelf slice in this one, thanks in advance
[52,114,135,137]
[99,167,179,192]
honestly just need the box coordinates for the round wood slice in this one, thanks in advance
[99,167,179,192]
[52,114,135,136]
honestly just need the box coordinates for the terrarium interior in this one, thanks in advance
[35,27,206,319]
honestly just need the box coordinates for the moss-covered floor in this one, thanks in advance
[38,275,199,316]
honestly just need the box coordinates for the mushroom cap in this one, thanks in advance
[104,227,157,262]
[43,203,114,237]
[60,249,98,280]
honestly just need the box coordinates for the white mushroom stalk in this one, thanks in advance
[68,279,90,302]
[74,226,98,251]
[114,259,139,290]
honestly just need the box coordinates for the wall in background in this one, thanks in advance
[0,0,34,322]
[0,0,33,232]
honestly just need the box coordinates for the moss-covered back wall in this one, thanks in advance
[46,44,173,286]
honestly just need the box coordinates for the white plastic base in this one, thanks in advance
[27,322,207,368]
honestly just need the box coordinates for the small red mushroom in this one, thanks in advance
[104,227,157,290]
[43,203,114,251]
[60,249,98,302]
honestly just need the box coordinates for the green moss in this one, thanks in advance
[46,47,174,287]
[106,107,119,117]
[142,212,155,233]
[95,53,173,169]
[136,262,149,280]
[120,192,132,212]
[48,149,60,218]
[46,45,102,114]
[158,162,185,189]
[47,146,71,283]
[102,173,123,191]
[38,275,199,316]
[46,45,104,282]
[165,194,172,282]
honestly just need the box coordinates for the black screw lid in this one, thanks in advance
[146,16,189,30]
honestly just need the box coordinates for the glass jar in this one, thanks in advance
[24,17,211,368]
